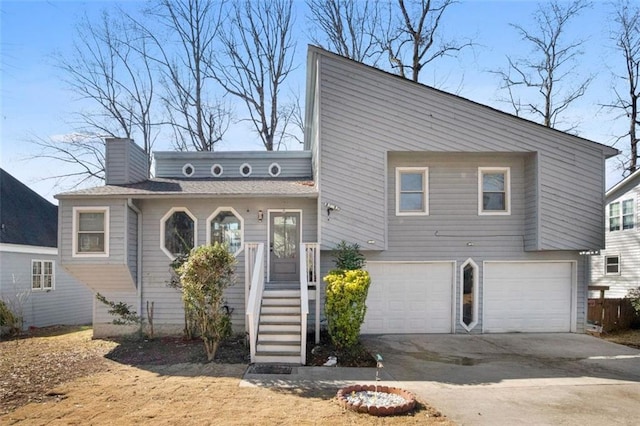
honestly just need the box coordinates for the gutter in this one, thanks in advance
[127,199,143,325]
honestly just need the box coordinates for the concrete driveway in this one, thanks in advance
[360,333,640,425]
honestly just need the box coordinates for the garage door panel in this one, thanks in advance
[361,262,453,334]
[484,262,573,333]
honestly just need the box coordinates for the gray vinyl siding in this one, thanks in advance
[591,186,640,298]
[133,197,318,333]
[0,251,92,328]
[312,50,609,252]
[524,154,540,250]
[58,199,136,291]
[105,138,149,185]
[154,151,312,179]
[127,206,138,286]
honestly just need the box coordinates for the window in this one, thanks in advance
[605,255,620,275]
[268,163,281,177]
[211,164,223,177]
[396,167,428,215]
[32,260,54,290]
[161,208,197,259]
[73,207,109,257]
[207,207,244,256]
[240,163,252,177]
[460,258,478,331]
[479,167,510,215]
[609,199,634,231]
[182,163,195,177]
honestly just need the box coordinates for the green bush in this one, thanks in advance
[332,241,366,270]
[178,243,236,361]
[627,287,640,315]
[324,268,371,350]
[0,299,21,336]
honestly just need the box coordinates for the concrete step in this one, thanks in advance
[257,341,301,353]
[254,352,301,364]
[260,305,301,315]
[257,331,300,342]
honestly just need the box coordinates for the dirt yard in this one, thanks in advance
[0,327,451,425]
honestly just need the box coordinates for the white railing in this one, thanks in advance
[299,246,309,364]
[245,243,264,363]
[302,243,321,345]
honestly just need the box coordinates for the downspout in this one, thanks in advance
[127,199,143,322]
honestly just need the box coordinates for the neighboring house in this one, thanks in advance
[591,169,640,298]
[56,47,617,364]
[0,169,92,330]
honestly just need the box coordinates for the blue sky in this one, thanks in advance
[0,0,627,203]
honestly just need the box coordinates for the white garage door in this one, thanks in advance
[484,262,574,333]
[361,262,454,334]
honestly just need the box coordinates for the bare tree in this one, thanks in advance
[213,0,296,151]
[605,0,640,175]
[493,0,592,130]
[45,10,157,185]
[381,0,471,82]
[307,0,382,64]
[143,0,232,151]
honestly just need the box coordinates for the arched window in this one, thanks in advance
[207,207,244,256]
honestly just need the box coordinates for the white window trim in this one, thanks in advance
[31,259,55,291]
[72,206,110,258]
[478,167,511,215]
[206,207,244,257]
[459,258,479,332]
[608,197,635,232]
[211,164,224,177]
[182,163,195,177]
[160,207,198,260]
[605,254,621,276]
[268,162,282,177]
[239,163,252,177]
[395,167,429,216]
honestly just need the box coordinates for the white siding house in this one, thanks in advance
[56,47,617,363]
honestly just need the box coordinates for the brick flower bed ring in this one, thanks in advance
[336,384,416,416]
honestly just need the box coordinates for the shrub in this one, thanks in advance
[627,287,640,315]
[324,268,371,350]
[178,243,236,361]
[332,241,366,270]
[95,293,142,326]
[0,299,21,336]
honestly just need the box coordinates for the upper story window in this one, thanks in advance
[161,208,197,259]
[396,167,429,216]
[182,163,195,177]
[73,207,109,257]
[479,167,511,215]
[211,164,223,177]
[268,163,282,177]
[609,199,634,231]
[207,207,244,256]
[240,163,252,177]
[32,260,54,290]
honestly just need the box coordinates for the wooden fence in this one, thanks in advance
[587,298,638,333]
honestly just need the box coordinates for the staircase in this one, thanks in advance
[254,283,302,364]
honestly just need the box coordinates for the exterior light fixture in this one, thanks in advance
[258,210,263,222]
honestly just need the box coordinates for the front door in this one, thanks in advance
[269,211,300,282]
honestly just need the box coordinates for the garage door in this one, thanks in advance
[361,262,454,333]
[483,262,574,333]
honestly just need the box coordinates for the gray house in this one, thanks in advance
[0,169,92,330]
[591,169,640,298]
[56,47,617,364]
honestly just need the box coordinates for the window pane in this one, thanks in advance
[165,211,194,256]
[210,211,242,254]
[78,233,105,252]
[79,212,105,232]
[623,214,635,230]
[609,217,621,231]
[44,276,53,289]
[44,261,53,275]
[32,261,41,275]
[272,216,297,259]
[609,202,620,217]
[400,193,424,211]
[623,199,634,215]
[32,275,41,289]
[483,173,504,192]
[606,257,620,274]
[400,172,423,192]
[483,193,505,211]
[462,264,475,327]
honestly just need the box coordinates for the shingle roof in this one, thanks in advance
[55,177,318,199]
[0,169,58,247]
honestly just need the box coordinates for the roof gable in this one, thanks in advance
[0,169,58,247]
[606,169,640,204]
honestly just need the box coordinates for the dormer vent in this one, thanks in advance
[182,163,195,177]
[211,164,223,177]
[268,163,281,177]
[240,163,252,177]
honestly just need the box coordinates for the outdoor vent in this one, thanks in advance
[211,164,223,177]
[182,163,195,177]
[240,163,252,177]
[268,162,281,177]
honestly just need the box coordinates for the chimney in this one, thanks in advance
[105,138,149,185]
